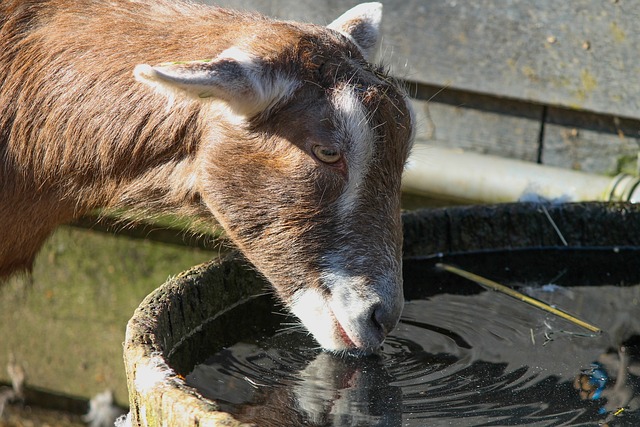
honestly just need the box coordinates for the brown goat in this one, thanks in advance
[0,0,414,353]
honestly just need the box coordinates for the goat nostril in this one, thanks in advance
[371,306,388,336]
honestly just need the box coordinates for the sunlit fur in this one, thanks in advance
[0,0,414,353]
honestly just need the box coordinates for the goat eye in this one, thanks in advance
[312,145,341,164]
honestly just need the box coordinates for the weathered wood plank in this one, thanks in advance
[411,88,543,162]
[381,0,640,119]
[205,0,640,120]
[542,108,640,175]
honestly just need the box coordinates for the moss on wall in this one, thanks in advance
[0,226,216,406]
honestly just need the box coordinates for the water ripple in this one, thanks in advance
[184,251,640,426]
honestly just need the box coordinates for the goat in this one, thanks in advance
[0,0,414,353]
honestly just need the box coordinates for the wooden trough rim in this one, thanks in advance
[124,257,260,427]
[123,202,640,427]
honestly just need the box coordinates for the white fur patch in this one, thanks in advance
[332,86,374,216]
[323,271,372,345]
[291,268,394,351]
[289,289,343,349]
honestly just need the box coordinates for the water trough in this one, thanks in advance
[123,202,640,426]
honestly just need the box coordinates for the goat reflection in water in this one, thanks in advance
[185,335,640,426]
[187,347,402,427]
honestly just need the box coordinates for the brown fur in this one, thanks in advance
[0,0,413,350]
[0,0,300,275]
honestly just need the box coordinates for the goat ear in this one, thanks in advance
[328,2,382,62]
[134,47,295,116]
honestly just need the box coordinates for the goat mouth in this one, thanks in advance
[332,313,357,348]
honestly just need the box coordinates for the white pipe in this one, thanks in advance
[402,145,640,204]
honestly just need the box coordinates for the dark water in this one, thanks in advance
[178,248,640,426]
